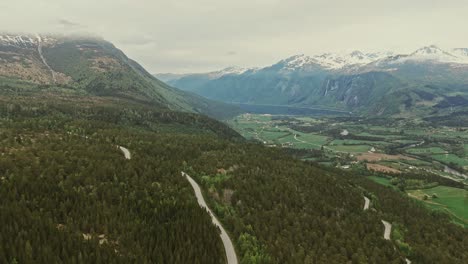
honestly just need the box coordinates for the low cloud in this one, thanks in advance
[57,19,81,28]
[1,0,467,73]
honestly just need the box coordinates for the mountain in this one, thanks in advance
[163,46,468,116]
[2,35,467,264]
[0,33,241,119]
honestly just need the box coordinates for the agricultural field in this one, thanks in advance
[229,114,468,183]
[368,176,468,227]
[367,176,394,187]
[432,154,468,167]
[407,147,447,155]
[232,114,468,229]
[328,144,372,153]
[408,186,468,227]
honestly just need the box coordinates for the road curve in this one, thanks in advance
[118,146,131,160]
[366,198,410,262]
[182,172,238,264]
[363,196,370,210]
[381,220,392,240]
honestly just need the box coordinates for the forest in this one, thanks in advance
[0,93,467,263]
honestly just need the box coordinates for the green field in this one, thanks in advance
[296,133,329,145]
[332,139,389,146]
[367,176,394,187]
[408,186,468,227]
[277,133,326,150]
[407,147,447,155]
[369,177,468,227]
[230,114,468,178]
[431,154,468,167]
[328,144,371,153]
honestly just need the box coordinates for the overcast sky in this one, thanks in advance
[1,0,467,73]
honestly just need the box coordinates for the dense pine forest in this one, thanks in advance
[0,92,467,263]
[0,97,229,263]
[187,145,468,263]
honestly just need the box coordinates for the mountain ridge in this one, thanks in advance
[0,33,241,119]
[160,45,468,116]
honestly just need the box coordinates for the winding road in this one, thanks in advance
[363,196,370,210]
[182,172,238,264]
[363,196,410,263]
[113,144,401,263]
[381,220,392,240]
[118,146,131,160]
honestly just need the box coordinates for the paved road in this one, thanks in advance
[365,199,410,262]
[182,172,238,264]
[381,220,392,240]
[118,146,131,160]
[363,196,370,210]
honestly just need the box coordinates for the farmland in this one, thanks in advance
[229,114,468,184]
[229,113,468,227]
[408,186,468,227]
[368,176,468,227]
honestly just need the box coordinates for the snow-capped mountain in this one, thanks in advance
[158,66,256,81]
[278,46,468,73]
[0,34,58,48]
[450,48,468,58]
[207,66,257,79]
[313,51,394,69]
[163,44,468,116]
[357,45,468,74]
[386,45,467,64]
[276,51,395,72]
[0,34,39,48]
[160,46,468,83]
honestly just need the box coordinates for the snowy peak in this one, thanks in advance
[277,51,394,71]
[279,54,318,70]
[218,66,251,75]
[410,45,456,58]
[0,34,58,49]
[349,50,366,60]
[387,45,466,64]
[451,48,468,57]
[0,34,39,48]
[207,66,257,79]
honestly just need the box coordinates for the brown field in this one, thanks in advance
[366,163,401,174]
[357,153,414,162]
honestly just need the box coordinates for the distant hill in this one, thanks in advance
[0,34,241,119]
[162,46,468,117]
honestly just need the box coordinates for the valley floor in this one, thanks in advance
[229,113,468,228]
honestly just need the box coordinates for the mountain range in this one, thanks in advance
[157,46,468,116]
[0,34,240,119]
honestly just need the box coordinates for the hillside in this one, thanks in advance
[162,46,468,116]
[1,35,467,263]
[0,34,241,120]
[1,94,467,263]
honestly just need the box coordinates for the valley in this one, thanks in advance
[0,31,467,263]
[228,113,468,227]
[229,113,468,181]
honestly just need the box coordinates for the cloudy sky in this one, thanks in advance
[1,0,467,73]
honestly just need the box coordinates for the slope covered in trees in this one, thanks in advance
[0,93,466,263]
[187,147,468,263]
[0,114,228,263]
